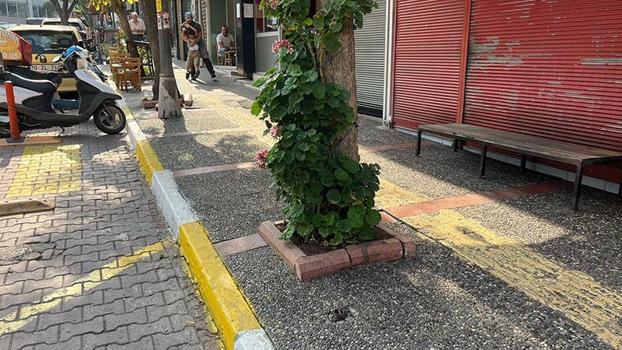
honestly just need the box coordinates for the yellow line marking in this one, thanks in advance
[136,141,164,185]
[7,145,81,198]
[404,210,622,349]
[179,222,260,350]
[0,241,165,335]
[374,177,427,209]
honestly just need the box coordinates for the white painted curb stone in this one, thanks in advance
[150,170,198,240]
[235,330,274,350]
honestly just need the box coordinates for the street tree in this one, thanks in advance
[48,0,79,24]
[252,0,380,246]
[156,0,181,118]
[141,0,161,99]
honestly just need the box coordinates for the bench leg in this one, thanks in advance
[452,139,458,152]
[479,145,488,179]
[573,163,584,211]
[416,130,422,157]
[520,155,527,172]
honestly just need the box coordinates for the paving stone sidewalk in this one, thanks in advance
[0,123,220,349]
[121,62,622,350]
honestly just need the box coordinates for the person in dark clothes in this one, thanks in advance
[182,12,216,80]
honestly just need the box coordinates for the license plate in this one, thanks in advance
[31,64,62,71]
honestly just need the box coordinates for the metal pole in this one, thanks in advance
[156,0,182,119]
[5,82,20,141]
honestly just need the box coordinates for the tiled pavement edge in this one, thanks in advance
[0,124,220,349]
[120,98,274,350]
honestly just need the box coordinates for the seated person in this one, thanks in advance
[216,25,235,56]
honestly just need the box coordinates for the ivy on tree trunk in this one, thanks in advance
[251,0,380,247]
[316,0,360,162]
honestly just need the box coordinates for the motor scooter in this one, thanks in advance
[0,49,126,137]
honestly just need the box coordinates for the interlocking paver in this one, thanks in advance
[0,122,218,349]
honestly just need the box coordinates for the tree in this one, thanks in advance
[142,0,160,99]
[316,0,362,161]
[48,0,79,24]
[252,0,380,247]
[156,0,182,118]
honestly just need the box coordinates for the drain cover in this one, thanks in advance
[329,306,354,323]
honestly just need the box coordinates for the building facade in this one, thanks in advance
[384,0,622,187]
[0,0,54,24]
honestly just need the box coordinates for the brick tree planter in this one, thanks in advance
[258,221,416,281]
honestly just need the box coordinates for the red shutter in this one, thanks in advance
[464,0,622,151]
[392,0,465,129]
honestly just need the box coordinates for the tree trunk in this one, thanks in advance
[316,1,360,162]
[111,0,139,58]
[157,0,182,119]
[142,0,161,99]
[50,0,69,24]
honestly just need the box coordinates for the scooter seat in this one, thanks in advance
[0,72,57,94]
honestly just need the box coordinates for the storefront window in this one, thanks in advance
[255,0,278,33]
[7,2,17,17]
[0,2,7,16]
[17,3,27,17]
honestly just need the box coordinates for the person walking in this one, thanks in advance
[182,12,216,80]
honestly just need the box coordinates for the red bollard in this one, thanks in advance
[5,81,20,141]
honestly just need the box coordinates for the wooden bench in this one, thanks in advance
[415,123,622,210]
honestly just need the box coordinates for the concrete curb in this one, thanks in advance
[118,96,275,350]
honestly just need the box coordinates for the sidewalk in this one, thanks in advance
[121,61,622,349]
[0,122,220,348]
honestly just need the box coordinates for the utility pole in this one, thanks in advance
[156,0,182,119]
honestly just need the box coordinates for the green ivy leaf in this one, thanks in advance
[251,101,262,116]
[326,189,341,204]
[303,17,314,26]
[334,169,350,183]
[312,83,326,99]
[328,21,342,32]
[322,32,341,54]
[336,219,351,233]
[365,210,382,226]
[347,206,365,229]
[339,156,360,174]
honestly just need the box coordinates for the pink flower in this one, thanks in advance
[266,0,279,10]
[255,148,269,169]
[269,125,282,138]
[272,39,294,54]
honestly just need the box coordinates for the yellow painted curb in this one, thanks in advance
[179,221,262,350]
[136,140,164,185]
[124,96,268,349]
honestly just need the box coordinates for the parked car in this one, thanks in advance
[41,18,91,42]
[10,25,84,96]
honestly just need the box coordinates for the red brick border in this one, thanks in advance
[385,181,566,218]
[258,221,415,281]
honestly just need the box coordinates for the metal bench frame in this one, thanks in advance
[415,123,622,211]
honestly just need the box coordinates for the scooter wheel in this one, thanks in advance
[94,103,127,135]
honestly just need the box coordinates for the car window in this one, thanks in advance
[12,30,76,54]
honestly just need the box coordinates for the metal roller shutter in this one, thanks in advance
[355,0,386,116]
[464,0,622,151]
[392,0,465,129]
